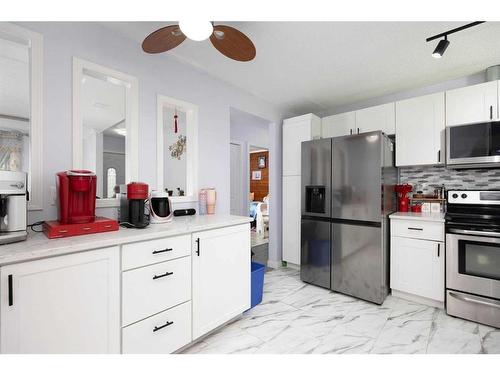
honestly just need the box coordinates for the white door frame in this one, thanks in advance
[230,141,244,216]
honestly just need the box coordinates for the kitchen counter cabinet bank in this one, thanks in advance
[0,215,251,266]
[0,215,252,354]
[389,212,445,308]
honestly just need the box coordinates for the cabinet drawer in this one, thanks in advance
[122,256,191,326]
[122,235,190,271]
[122,301,191,354]
[391,219,444,242]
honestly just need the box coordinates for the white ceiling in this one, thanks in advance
[102,21,500,115]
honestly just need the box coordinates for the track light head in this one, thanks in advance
[432,36,450,59]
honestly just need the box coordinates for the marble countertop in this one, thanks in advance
[0,215,253,266]
[389,211,445,223]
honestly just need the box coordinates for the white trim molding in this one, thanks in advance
[156,94,198,204]
[0,23,44,211]
[72,58,139,208]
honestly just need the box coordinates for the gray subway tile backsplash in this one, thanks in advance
[399,165,500,193]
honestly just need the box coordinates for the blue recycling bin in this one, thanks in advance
[250,262,265,308]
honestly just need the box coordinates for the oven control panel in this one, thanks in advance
[448,190,500,205]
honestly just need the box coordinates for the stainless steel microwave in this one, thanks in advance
[446,120,500,168]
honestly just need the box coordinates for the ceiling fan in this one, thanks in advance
[142,21,256,62]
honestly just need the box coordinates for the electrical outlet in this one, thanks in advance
[50,186,57,206]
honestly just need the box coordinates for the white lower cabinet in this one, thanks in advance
[390,218,445,305]
[0,222,251,354]
[122,255,191,326]
[0,247,120,354]
[122,301,192,354]
[192,224,251,340]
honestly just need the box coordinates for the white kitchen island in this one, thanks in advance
[0,215,252,354]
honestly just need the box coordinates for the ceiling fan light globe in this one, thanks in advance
[179,20,213,41]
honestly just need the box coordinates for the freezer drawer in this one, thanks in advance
[301,218,331,289]
[331,221,388,304]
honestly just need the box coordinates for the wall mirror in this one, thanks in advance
[0,23,43,210]
[156,95,198,203]
[73,58,138,207]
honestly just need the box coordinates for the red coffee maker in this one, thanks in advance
[43,170,119,239]
[395,184,413,212]
[56,170,97,224]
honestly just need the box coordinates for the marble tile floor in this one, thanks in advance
[183,267,500,354]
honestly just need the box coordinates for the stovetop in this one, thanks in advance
[445,190,500,233]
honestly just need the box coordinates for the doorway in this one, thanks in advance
[229,108,272,268]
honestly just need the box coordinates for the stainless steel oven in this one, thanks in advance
[445,190,500,328]
[446,120,500,168]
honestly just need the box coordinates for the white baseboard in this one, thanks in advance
[267,259,282,269]
[285,262,300,270]
[391,289,444,309]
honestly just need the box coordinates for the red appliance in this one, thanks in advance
[395,184,413,212]
[57,170,96,224]
[43,217,119,239]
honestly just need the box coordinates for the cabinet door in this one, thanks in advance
[192,224,250,339]
[390,237,444,302]
[321,111,355,138]
[356,103,396,135]
[395,92,445,166]
[283,117,315,176]
[446,81,498,126]
[282,175,301,265]
[0,248,120,353]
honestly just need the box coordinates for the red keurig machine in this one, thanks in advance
[56,170,96,224]
[395,184,413,212]
[43,170,119,239]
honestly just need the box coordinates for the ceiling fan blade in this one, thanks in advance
[142,25,186,54]
[210,25,256,62]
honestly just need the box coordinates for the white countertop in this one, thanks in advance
[0,215,252,266]
[389,211,446,223]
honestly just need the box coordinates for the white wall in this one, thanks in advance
[18,22,285,264]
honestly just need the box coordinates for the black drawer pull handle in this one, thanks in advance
[408,227,423,231]
[196,238,200,256]
[8,274,13,306]
[152,248,173,255]
[153,321,174,332]
[152,271,174,280]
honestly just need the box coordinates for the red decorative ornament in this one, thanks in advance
[174,108,178,134]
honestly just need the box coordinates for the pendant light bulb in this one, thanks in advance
[179,20,213,41]
[432,36,450,59]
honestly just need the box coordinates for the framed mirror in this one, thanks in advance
[0,23,43,210]
[73,58,138,207]
[156,95,198,203]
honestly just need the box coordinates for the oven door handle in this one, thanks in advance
[447,228,500,238]
[449,292,500,309]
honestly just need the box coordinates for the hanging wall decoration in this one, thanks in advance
[169,134,187,160]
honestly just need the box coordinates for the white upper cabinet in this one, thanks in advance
[355,103,396,135]
[282,114,321,176]
[321,111,355,138]
[395,92,445,167]
[446,81,499,126]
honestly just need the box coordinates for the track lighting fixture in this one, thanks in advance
[432,36,450,59]
[426,21,485,59]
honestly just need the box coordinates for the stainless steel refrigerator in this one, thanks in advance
[300,131,396,304]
